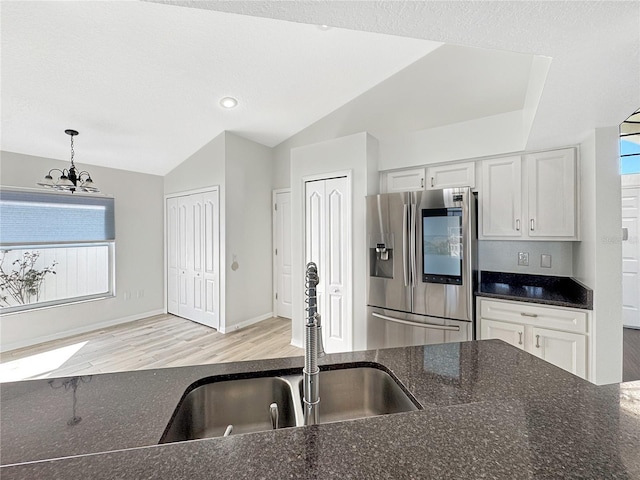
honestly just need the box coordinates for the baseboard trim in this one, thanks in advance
[0,309,165,353]
[219,312,273,334]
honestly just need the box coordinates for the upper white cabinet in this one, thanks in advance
[426,162,476,190]
[385,168,426,192]
[383,162,476,193]
[526,149,577,238]
[480,148,578,240]
[480,156,523,237]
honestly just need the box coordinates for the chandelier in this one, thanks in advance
[37,129,99,193]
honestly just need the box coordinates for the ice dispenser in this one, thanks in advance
[369,234,394,279]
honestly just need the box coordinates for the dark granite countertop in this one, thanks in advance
[1,340,638,479]
[477,271,593,309]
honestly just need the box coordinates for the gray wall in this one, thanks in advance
[479,241,574,276]
[0,151,165,351]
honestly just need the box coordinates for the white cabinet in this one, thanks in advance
[480,318,525,350]
[385,168,426,192]
[167,190,220,329]
[383,162,477,193]
[479,148,578,240]
[426,162,476,190]
[526,149,577,238]
[478,298,589,379]
[480,156,523,237]
[530,326,587,379]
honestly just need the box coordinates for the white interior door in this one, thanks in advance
[184,194,204,321]
[167,189,220,329]
[202,190,220,329]
[305,176,351,353]
[274,190,292,319]
[622,186,640,328]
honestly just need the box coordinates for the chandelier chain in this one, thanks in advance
[70,134,75,167]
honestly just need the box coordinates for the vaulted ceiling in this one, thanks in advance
[2,1,638,175]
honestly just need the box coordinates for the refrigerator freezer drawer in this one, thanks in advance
[367,307,472,350]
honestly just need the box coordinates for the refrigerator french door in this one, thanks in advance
[366,188,476,349]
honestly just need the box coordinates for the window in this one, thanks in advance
[0,188,115,314]
[621,108,640,175]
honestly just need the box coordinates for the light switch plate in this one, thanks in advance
[518,252,529,266]
[541,254,552,268]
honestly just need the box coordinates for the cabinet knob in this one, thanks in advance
[535,334,541,348]
[518,332,523,345]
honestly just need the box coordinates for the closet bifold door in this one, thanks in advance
[167,191,220,329]
[304,176,349,354]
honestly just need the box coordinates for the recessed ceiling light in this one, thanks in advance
[318,25,331,31]
[220,96,238,109]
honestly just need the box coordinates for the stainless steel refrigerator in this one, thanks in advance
[366,187,477,349]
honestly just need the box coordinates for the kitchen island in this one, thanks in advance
[1,340,638,479]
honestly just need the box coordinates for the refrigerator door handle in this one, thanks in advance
[410,203,417,287]
[403,203,409,287]
[372,312,461,331]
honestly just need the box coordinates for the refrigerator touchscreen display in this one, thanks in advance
[422,208,463,285]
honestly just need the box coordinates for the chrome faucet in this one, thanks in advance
[303,262,325,426]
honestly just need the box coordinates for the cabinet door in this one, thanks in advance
[426,162,475,189]
[386,168,426,192]
[526,148,577,238]
[480,156,522,237]
[480,318,525,350]
[530,327,586,378]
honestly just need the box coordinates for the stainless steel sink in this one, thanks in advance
[160,364,421,444]
[160,376,298,443]
[296,366,420,424]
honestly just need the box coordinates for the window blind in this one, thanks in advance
[0,189,115,244]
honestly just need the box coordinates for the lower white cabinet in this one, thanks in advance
[478,298,589,380]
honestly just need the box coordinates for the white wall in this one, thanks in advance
[163,131,274,331]
[164,133,226,195]
[223,132,274,329]
[0,151,165,352]
[290,132,378,351]
[573,127,623,385]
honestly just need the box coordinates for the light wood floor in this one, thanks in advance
[0,314,303,382]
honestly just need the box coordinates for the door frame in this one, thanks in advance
[302,170,353,352]
[272,188,291,318]
[164,186,221,326]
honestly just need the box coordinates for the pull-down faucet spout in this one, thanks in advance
[303,262,324,426]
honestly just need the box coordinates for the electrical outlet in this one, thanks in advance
[518,252,529,266]
[541,254,552,268]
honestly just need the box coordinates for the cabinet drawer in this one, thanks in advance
[479,299,587,333]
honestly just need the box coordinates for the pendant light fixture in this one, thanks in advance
[37,129,99,193]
